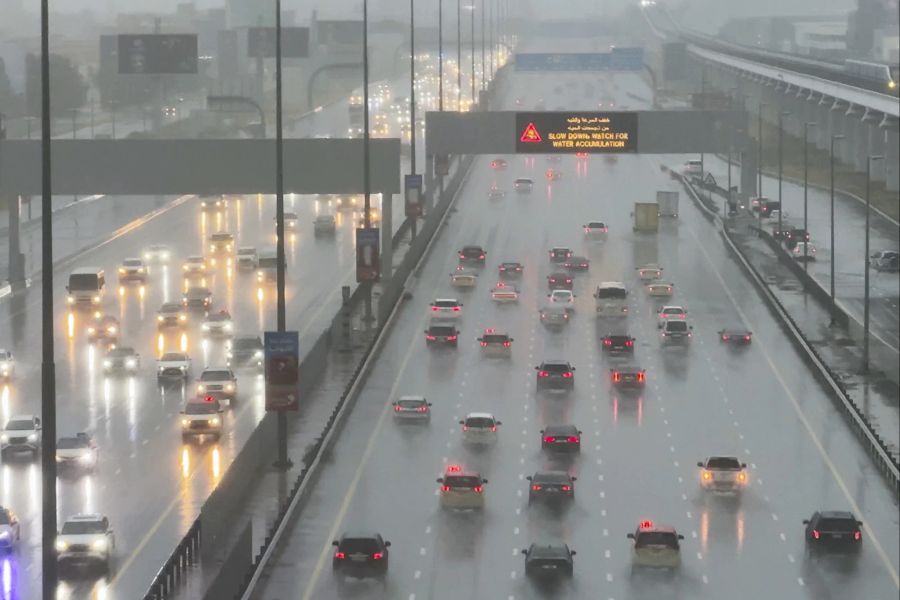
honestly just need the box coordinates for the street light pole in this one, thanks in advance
[829,134,845,325]
[470,1,476,105]
[438,0,443,112]
[757,101,767,231]
[273,0,292,469]
[489,0,494,81]
[778,111,789,240]
[862,154,884,374]
[40,0,60,595]
[802,121,816,267]
[457,0,461,110]
[409,0,418,240]
[480,0,486,91]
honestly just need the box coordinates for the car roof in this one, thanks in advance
[544,424,578,434]
[397,395,426,402]
[638,524,678,534]
[71,267,103,275]
[541,359,571,365]
[532,471,572,482]
[339,531,383,541]
[613,364,644,372]
[9,415,36,422]
[67,513,106,522]
[660,305,684,311]
[108,346,136,354]
[465,412,496,420]
[434,298,460,303]
[597,281,626,288]
[527,544,571,558]
[816,510,857,520]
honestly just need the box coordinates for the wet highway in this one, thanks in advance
[249,65,900,600]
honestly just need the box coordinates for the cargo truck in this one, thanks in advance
[632,203,659,232]
[656,191,679,218]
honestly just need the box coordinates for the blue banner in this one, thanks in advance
[515,49,644,72]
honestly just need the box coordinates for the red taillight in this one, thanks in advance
[603,339,612,346]
[425,335,436,340]
[462,425,468,431]
[447,464,462,472]
[566,278,572,284]
[531,484,542,491]
[812,530,820,540]
[499,266,506,271]
[625,340,633,347]
[417,406,428,412]
[613,372,621,382]
[479,254,485,259]
[458,253,464,259]
[335,551,346,559]
[503,341,511,348]
[722,335,729,341]
[584,228,591,233]
[431,306,439,312]
[561,485,571,492]
[854,531,861,541]
[744,335,751,341]
[490,425,497,432]
[543,436,556,443]
[441,485,450,492]
[637,372,645,382]
[373,552,384,560]
[394,405,401,412]
[538,371,549,377]
[562,372,573,378]
[473,485,483,493]
[566,436,579,443]
[452,306,461,312]
[480,341,487,347]
[667,287,672,292]
[447,335,458,341]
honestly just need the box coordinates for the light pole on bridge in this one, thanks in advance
[861,154,884,374]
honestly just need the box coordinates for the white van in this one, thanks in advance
[66,268,106,307]
[594,282,628,318]
[256,248,279,283]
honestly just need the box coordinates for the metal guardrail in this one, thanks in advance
[142,519,201,600]
[675,170,900,494]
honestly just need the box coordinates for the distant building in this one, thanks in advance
[792,21,848,59]
[872,24,899,62]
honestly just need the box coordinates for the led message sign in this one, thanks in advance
[515,112,638,153]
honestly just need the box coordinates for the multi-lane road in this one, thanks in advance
[248,65,900,600]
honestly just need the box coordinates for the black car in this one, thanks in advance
[227,336,264,368]
[425,325,459,347]
[527,471,576,504]
[547,272,573,291]
[522,544,575,578]
[610,365,646,389]
[718,329,752,345]
[458,246,486,264]
[549,247,573,263]
[563,256,590,271]
[540,425,582,452]
[601,334,635,354]
[784,228,810,248]
[498,262,524,277]
[332,532,391,579]
[535,361,575,390]
[803,511,863,556]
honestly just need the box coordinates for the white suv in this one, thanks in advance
[56,514,115,575]
[1,415,42,459]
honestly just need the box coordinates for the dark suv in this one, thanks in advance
[458,246,486,264]
[227,336,264,369]
[535,360,575,390]
[547,272,573,291]
[601,334,635,354]
[803,511,863,556]
[332,532,391,579]
[425,325,459,347]
[527,471,576,504]
[522,544,575,579]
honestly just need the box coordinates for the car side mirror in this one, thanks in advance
[741,463,747,468]
[626,533,634,539]
[570,550,577,556]
[857,521,863,526]
[697,462,704,467]
[496,421,502,425]
[427,402,433,406]
[459,303,464,307]
[577,430,582,434]
[689,326,694,330]
[436,478,444,483]
[179,410,185,415]
[482,478,488,483]
[802,520,810,525]
[476,338,483,342]
[539,429,545,434]
[571,476,577,481]
[571,367,576,371]
[678,535,684,540]
[384,541,391,547]
[332,540,339,547]
[521,549,529,555]
[510,338,515,342]
[534,366,539,370]
[218,409,224,413]
[458,421,465,425]
[525,476,533,481]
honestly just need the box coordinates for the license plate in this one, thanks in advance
[542,564,558,569]
[831,534,843,540]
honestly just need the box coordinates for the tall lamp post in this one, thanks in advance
[39,0,60,595]
[470,2,476,105]
[480,0,486,91]
[757,101,767,230]
[829,134,845,325]
[438,0,444,111]
[801,121,816,268]
[456,0,461,109]
[861,154,884,374]
[777,111,790,240]
[409,0,418,239]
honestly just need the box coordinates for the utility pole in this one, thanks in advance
[438,0,444,111]
[457,0,462,110]
[829,134,845,325]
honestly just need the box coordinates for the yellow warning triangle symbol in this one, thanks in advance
[520,122,542,143]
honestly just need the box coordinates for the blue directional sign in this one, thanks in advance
[356,227,381,282]
[405,174,424,217]
[264,331,299,411]
[515,49,644,72]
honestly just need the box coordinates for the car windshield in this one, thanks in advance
[187,257,203,264]
[5,420,34,431]
[338,538,380,553]
[515,178,532,184]
[608,336,631,343]
[185,402,219,415]
[465,417,495,428]
[187,288,208,296]
[108,348,134,358]
[542,363,571,372]
[68,274,99,290]
[533,473,570,484]
[61,521,106,535]
[123,259,142,267]
[200,371,231,381]
[706,457,741,469]
[588,222,605,228]
[207,313,230,321]
[434,300,458,308]
[238,248,256,255]
[429,327,456,335]
[211,233,232,241]
[529,546,568,559]
[596,286,626,299]
[482,335,508,344]
[817,518,858,532]
[666,321,688,332]
[233,338,262,349]
[636,532,679,549]
[461,247,482,256]
[160,303,181,313]
[160,353,186,361]
[57,437,89,449]
[397,399,425,408]
[445,476,482,488]
[258,257,278,269]
[663,308,683,314]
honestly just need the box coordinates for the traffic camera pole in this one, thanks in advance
[40,0,60,595]
[273,0,292,470]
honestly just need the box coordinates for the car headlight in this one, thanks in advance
[143,253,151,260]
[224,323,232,331]
[103,360,112,368]
[182,265,189,271]
[92,539,107,551]
[27,434,37,442]
[126,359,137,368]
[179,315,187,321]
[0,531,9,540]
[87,327,96,334]
[67,296,75,304]
[157,315,164,322]
[225,384,234,392]
[79,453,93,463]
[202,324,210,331]
[0,435,8,443]
[254,350,263,358]
[92,296,100,303]
[118,268,125,274]
[197,384,205,392]
[181,419,189,426]
[209,245,216,252]
[108,326,117,334]
[210,417,220,426]
[55,540,68,552]
[56,455,63,462]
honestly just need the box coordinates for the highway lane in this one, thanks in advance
[249,68,899,600]
[701,155,900,351]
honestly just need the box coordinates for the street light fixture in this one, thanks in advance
[829,134,845,325]
[861,154,884,374]
[802,121,817,267]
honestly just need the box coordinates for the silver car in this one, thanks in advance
[391,396,432,422]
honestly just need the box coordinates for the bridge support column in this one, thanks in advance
[845,104,867,171]
[829,100,847,166]
[881,115,899,192]
[5,195,25,287]
[740,145,758,198]
[863,110,885,182]
[814,96,832,150]
[424,154,434,210]
[805,92,822,129]
[381,193,393,282]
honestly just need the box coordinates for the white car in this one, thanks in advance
[682,160,702,176]
[548,290,576,311]
[646,281,674,298]
[157,352,191,382]
[657,306,686,327]
[56,514,115,574]
[236,246,258,269]
[181,396,224,440]
[450,271,478,288]
[583,221,609,237]
[430,298,463,320]
[1,415,42,458]
[142,244,171,263]
[540,305,570,326]
[103,347,140,375]
[491,282,519,302]
[792,242,817,261]
[56,433,99,472]
[636,264,663,281]
[182,255,208,276]
[0,507,21,551]
[314,215,337,236]
[0,349,14,380]
[202,310,234,338]
[697,456,748,494]
[117,258,147,283]
[196,368,238,404]
[437,466,488,509]
[460,412,501,445]
[477,329,513,357]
